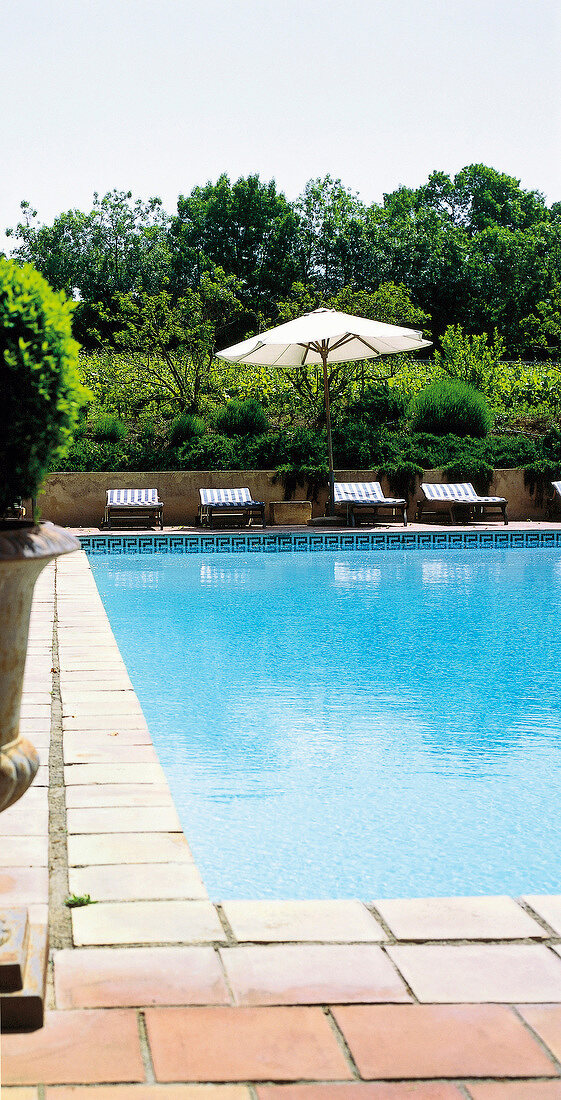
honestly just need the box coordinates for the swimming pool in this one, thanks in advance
[88,537,561,899]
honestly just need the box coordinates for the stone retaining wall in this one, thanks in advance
[35,467,544,527]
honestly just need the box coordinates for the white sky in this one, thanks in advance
[2,0,560,252]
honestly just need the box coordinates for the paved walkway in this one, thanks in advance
[3,538,561,1096]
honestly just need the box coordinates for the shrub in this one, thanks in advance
[345,385,406,429]
[378,460,423,499]
[89,413,127,443]
[488,435,538,468]
[178,433,237,470]
[169,412,206,448]
[409,380,492,438]
[216,398,268,437]
[443,454,494,493]
[0,258,85,514]
[56,438,123,472]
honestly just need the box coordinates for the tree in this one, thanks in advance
[104,266,245,414]
[6,191,172,306]
[170,174,300,326]
[520,284,561,359]
[293,176,371,294]
[433,325,505,395]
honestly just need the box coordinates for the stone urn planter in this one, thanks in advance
[0,521,79,1028]
[0,521,79,811]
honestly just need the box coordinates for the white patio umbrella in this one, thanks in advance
[216,307,432,514]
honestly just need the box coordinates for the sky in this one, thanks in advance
[2,0,560,252]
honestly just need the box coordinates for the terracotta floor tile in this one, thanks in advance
[373,896,546,940]
[68,861,207,901]
[1,1008,144,1085]
[467,1083,561,1098]
[221,944,411,1004]
[386,944,561,1002]
[65,784,173,808]
[66,806,181,833]
[67,832,193,866]
[222,900,386,942]
[0,866,49,904]
[55,945,230,1007]
[46,1088,251,1099]
[523,896,561,935]
[518,1004,561,1061]
[332,1004,557,1079]
[71,899,225,945]
[0,835,48,865]
[256,1086,463,1100]
[145,1005,353,1081]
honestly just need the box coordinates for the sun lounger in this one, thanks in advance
[334,481,407,526]
[103,488,164,529]
[198,487,266,528]
[416,482,508,525]
[546,480,561,518]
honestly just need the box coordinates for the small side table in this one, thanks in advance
[270,500,312,525]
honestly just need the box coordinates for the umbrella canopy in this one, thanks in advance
[217,307,432,514]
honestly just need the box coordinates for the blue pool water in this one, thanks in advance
[89,546,561,898]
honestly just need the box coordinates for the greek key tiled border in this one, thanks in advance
[80,530,561,555]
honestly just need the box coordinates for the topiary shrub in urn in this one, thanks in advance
[0,257,86,814]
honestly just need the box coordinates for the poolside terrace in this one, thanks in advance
[3,522,561,1096]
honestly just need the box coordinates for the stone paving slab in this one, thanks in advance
[220,943,411,1005]
[386,943,561,1002]
[55,945,230,1007]
[374,896,548,941]
[524,897,561,935]
[66,805,182,833]
[221,900,386,943]
[67,831,194,865]
[71,899,226,945]
[63,742,161,764]
[64,762,167,784]
[65,783,174,807]
[68,860,208,901]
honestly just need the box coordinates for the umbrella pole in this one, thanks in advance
[321,347,335,516]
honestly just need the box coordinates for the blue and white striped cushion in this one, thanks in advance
[334,481,404,505]
[473,495,507,503]
[199,487,253,506]
[106,488,160,506]
[421,482,478,501]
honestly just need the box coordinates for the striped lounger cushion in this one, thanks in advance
[421,483,505,503]
[199,488,262,507]
[106,489,161,507]
[334,482,405,505]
